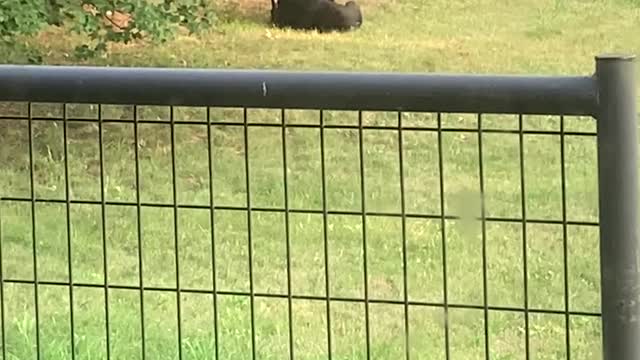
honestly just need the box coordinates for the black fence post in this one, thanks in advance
[595,54,640,360]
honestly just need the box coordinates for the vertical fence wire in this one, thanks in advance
[132,105,147,360]
[319,110,333,360]
[477,114,490,359]
[436,112,451,360]
[97,104,111,360]
[0,184,5,359]
[206,107,220,360]
[169,106,184,360]
[518,114,531,360]
[243,108,257,360]
[397,112,411,360]
[357,111,372,360]
[27,102,42,360]
[559,115,571,359]
[281,109,295,360]
[62,105,77,360]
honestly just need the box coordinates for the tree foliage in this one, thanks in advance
[0,0,216,62]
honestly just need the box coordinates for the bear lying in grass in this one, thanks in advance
[271,0,363,33]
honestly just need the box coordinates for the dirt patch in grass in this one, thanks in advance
[215,0,272,24]
[226,0,270,12]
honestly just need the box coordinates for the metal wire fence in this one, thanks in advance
[0,54,637,359]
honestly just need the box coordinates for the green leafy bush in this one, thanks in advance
[0,0,48,38]
[0,0,216,62]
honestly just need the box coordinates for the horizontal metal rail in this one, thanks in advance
[0,65,597,116]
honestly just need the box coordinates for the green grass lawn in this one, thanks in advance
[1,0,639,359]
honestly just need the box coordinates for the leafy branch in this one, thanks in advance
[0,0,216,62]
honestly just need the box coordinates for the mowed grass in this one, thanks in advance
[1,0,639,359]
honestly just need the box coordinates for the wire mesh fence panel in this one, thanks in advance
[0,101,603,360]
[0,56,637,359]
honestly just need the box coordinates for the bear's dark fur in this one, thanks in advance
[271,0,363,33]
